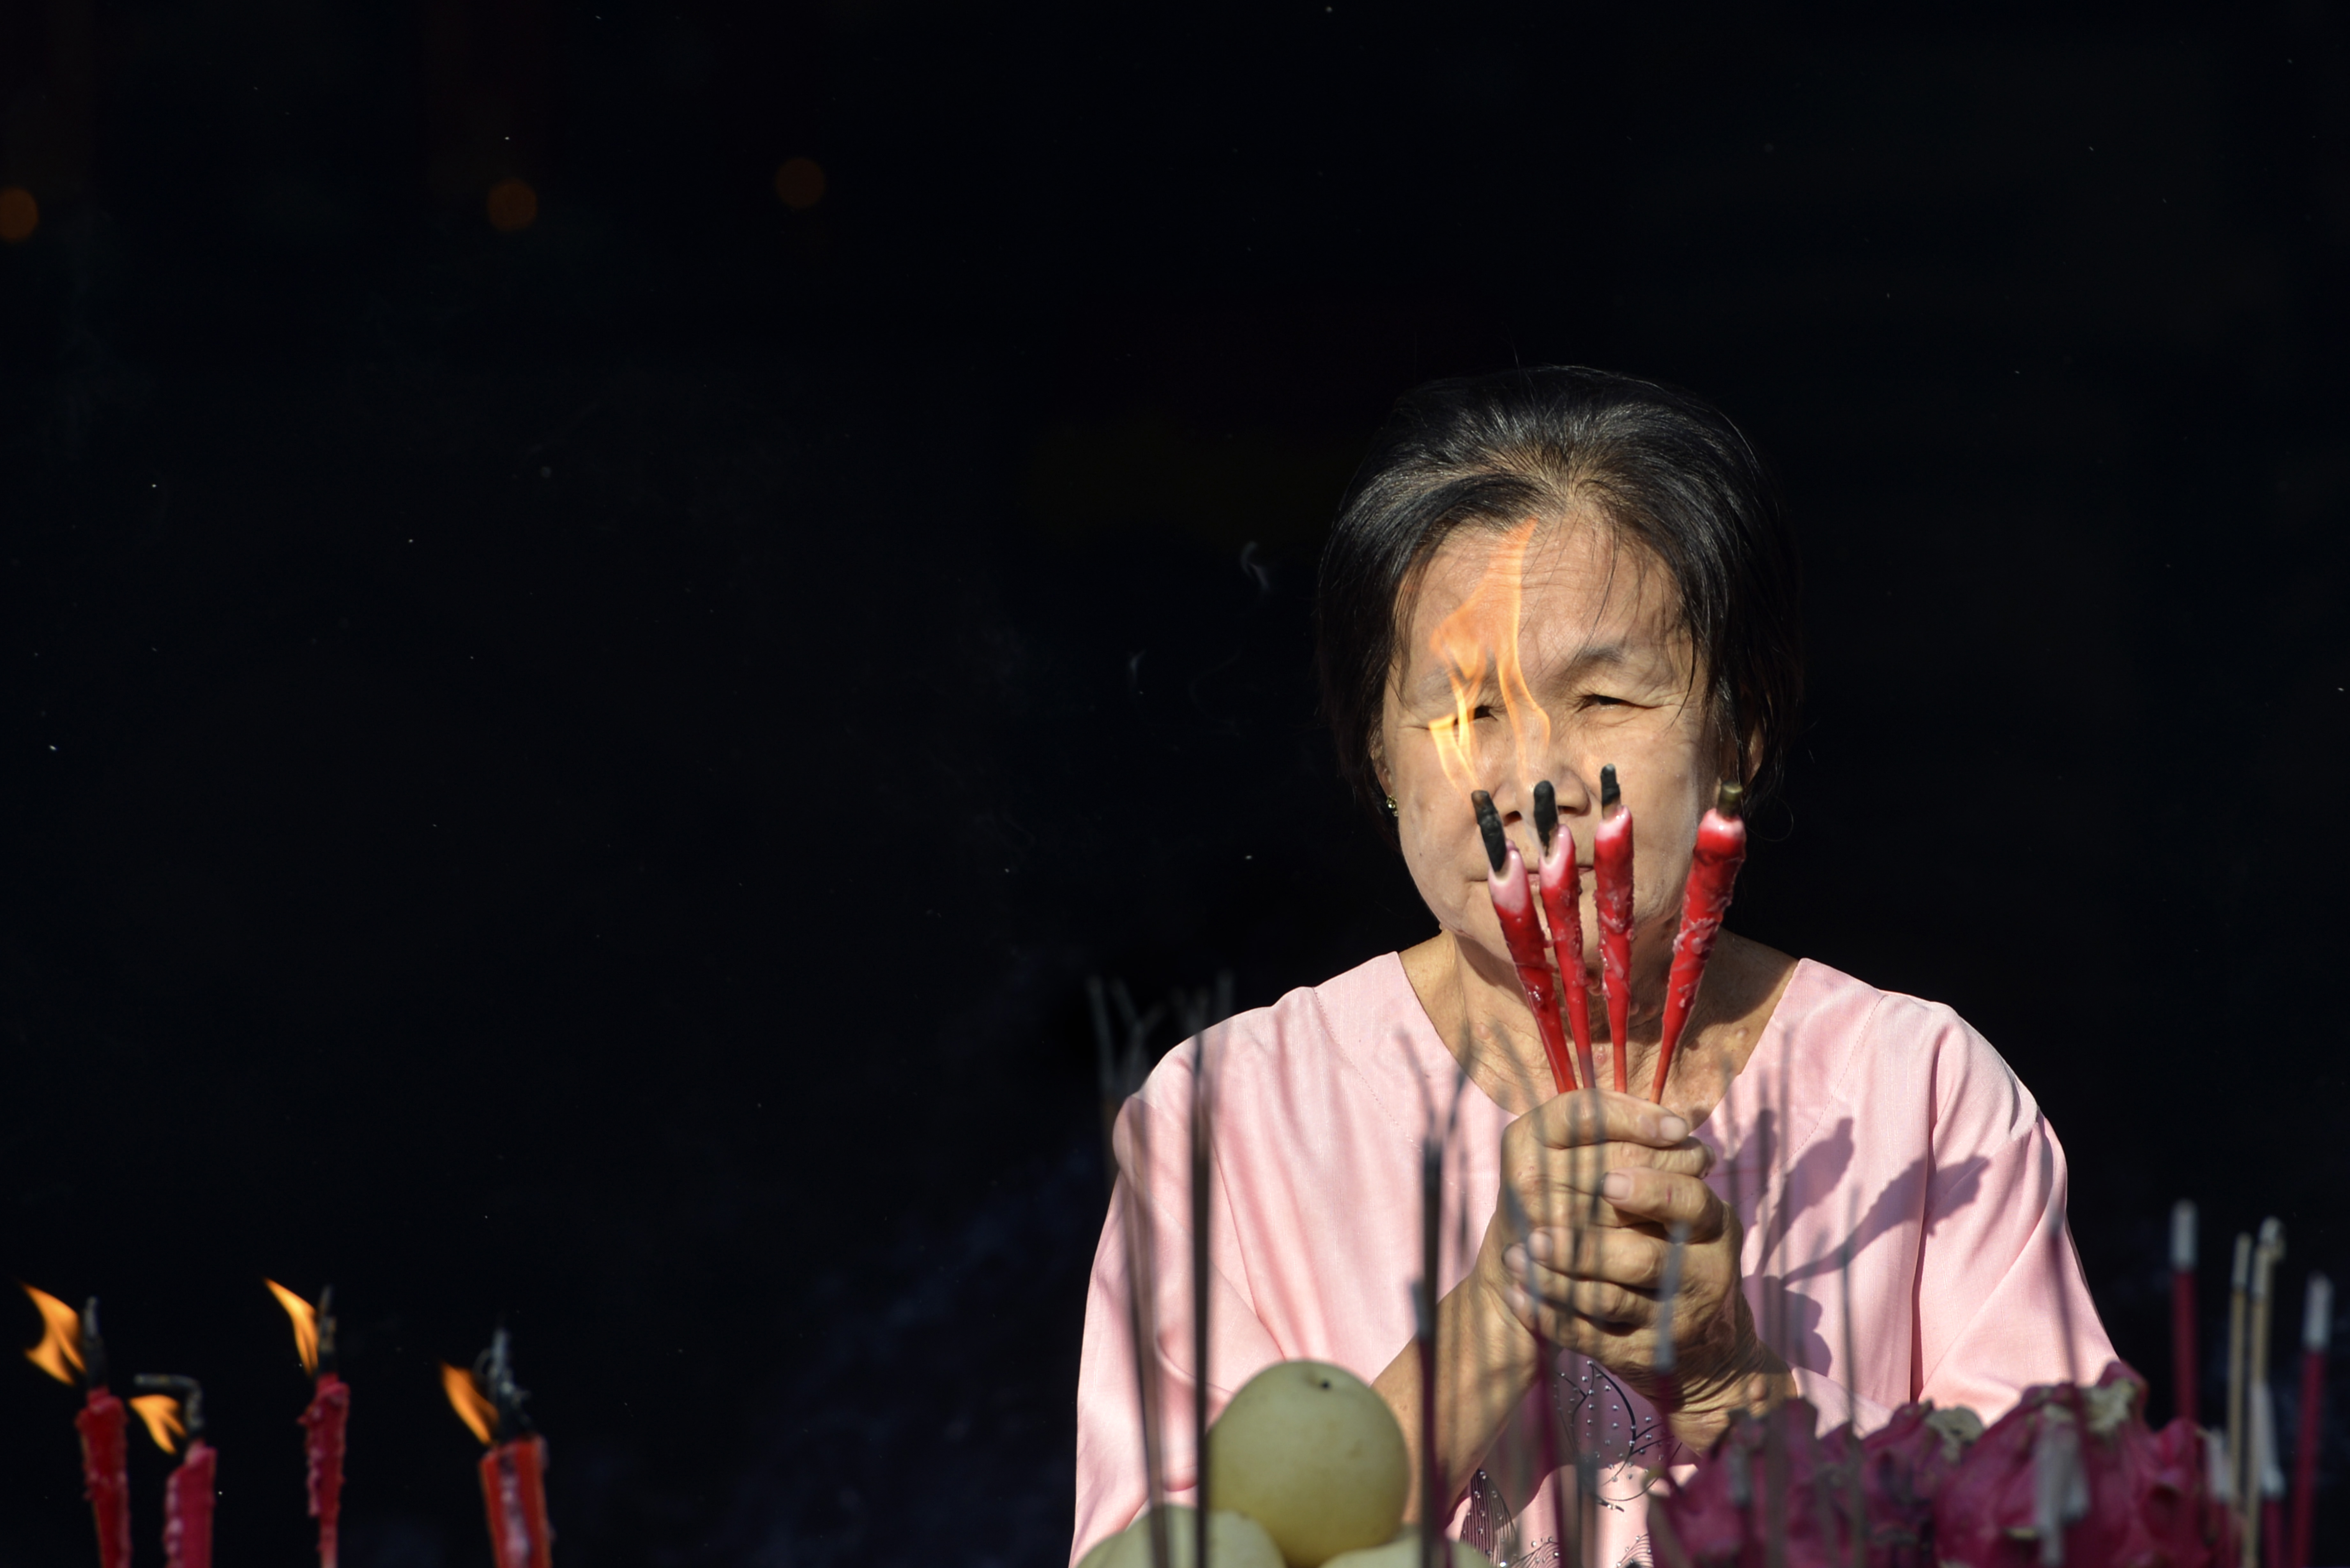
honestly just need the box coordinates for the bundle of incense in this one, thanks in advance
[267,1280,350,1568]
[132,1375,216,1568]
[1531,781,1597,1092]
[2171,1202,2199,1426]
[19,1288,132,1568]
[2289,1273,2330,1568]
[1471,790,1577,1096]
[1593,766,1635,1092]
[1648,782,1748,1104]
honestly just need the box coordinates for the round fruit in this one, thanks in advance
[1208,1360,1411,1566]
[1093,1506,1285,1568]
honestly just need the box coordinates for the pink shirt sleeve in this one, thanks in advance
[1907,1008,2112,1413]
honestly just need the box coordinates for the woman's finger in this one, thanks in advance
[1528,1088,1692,1152]
[1594,1166,1721,1233]
[1527,1226,1667,1289]
[1504,1272,1654,1333]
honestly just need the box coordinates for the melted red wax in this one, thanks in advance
[1593,806,1635,1092]
[163,1442,217,1568]
[301,1373,351,1568]
[479,1436,555,1568]
[1649,800,1747,1102]
[76,1387,133,1568]
[1657,1365,2231,1568]
[1490,841,1577,1095]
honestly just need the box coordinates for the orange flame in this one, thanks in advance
[130,1394,186,1454]
[1425,519,1552,802]
[19,1284,84,1384]
[264,1280,320,1376]
[441,1361,497,1445]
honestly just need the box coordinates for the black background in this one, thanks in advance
[3,1,2347,1563]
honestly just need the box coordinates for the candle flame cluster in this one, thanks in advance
[442,1361,499,1445]
[265,1279,322,1376]
[130,1394,186,1454]
[1425,518,1552,804]
[20,1283,84,1384]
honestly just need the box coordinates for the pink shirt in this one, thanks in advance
[1073,954,2114,1568]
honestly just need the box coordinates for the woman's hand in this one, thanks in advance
[1470,1088,1786,1448]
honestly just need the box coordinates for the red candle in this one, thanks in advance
[1648,782,1747,1103]
[1533,781,1596,1093]
[131,1375,213,1568]
[163,1441,218,1568]
[19,1287,132,1568]
[302,1374,352,1565]
[2290,1273,2330,1568]
[1474,791,1576,1096]
[268,1281,351,1568]
[2172,1202,2200,1428]
[444,1333,555,1568]
[481,1437,556,1568]
[77,1387,133,1568]
[1593,765,1634,1093]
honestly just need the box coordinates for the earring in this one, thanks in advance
[1384,794,1397,814]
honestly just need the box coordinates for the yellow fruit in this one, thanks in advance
[1094,1506,1286,1568]
[1320,1536,1495,1568]
[1208,1361,1410,1566]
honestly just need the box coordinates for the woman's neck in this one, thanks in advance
[1399,928,1798,1125]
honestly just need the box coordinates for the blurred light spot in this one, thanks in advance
[486,178,538,233]
[774,157,826,210]
[0,187,38,244]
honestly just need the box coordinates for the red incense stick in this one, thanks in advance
[1532,781,1596,1093]
[2172,1202,2200,1427]
[1649,783,1747,1103]
[1474,791,1576,1097]
[1593,766,1634,1093]
[20,1288,132,1568]
[2290,1273,2330,1568]
[133,1375,215,1568]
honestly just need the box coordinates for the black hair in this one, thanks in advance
[1313,365,1803,827]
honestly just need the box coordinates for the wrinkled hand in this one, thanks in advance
[1469,1089,1781,1434]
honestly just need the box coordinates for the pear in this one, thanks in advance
[1208,1361,1410,1566]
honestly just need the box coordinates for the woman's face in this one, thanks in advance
[1376,509,1729,981]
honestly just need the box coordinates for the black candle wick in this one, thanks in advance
[1470,790,1508,874]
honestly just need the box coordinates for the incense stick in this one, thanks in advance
[2289,1273,2331,1568]
[2246,1219,2285,1568]
[1188,985,1223,1568]
[2229,1233,2254,1539]
[2172,1201,2199,1427]
[1119,1093,1171,1568]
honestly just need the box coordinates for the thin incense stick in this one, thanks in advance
[2231,1233,2255,1550]
[1119,1095,1171,1568]
[2172,1201,2200,1427]
[2247,1219,2286,1568]
[2258,1379,2286,1568]
[1419,1111,1443,1568]
[1653,1221,1690,1426]
[1841,1196,1864,1568]
[2290,1273,2331,1568]
[1189,992,1221,1568]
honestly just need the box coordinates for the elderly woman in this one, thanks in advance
[1073,368,2111,1568]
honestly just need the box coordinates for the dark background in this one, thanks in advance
[3,0,2347,1562]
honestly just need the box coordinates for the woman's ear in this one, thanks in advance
[1367,729,1391,793]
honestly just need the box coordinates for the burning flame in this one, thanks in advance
[441,1361,497,1445]
[19,1284,84,1385]
[1425,518,1552,803]
[265,1279,320,1376]
[130,1394,186,1454]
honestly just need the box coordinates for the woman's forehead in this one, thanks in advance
[1399,514,1682,678]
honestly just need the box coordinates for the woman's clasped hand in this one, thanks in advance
[1471,1087,1787,1448]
